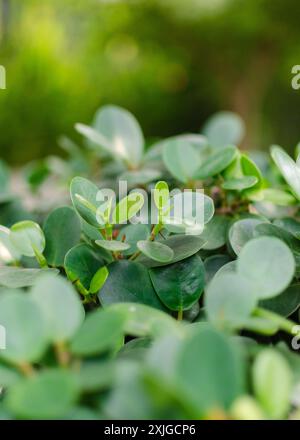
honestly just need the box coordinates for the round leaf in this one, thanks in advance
[229,218,266,255]
[205,272,257,329]
[95,240,130,252]
[271,145,300,200]
[43,206,81,267]
[5,369,79,419]
[70,308,126,356]
[137,234,205,268]
[163,139,202,183]
[0,267,58,288]
[202,111,245,148]
[10,221,45,258]
[0,292,48,364]
[98,260,166,311]
[149,255,205,311]
[200,215,229,250]
[30,274,85,343]
[237,237,295,299]
[137,240,174,263]
[252,349,292,419]
[64,244,105,290]
[194,145,238,179]
[222,176,258,191]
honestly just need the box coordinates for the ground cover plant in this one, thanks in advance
[1,106,300,419]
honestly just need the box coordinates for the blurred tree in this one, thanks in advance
[0,0,300,163]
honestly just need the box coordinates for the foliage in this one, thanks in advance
[1,106,300,420]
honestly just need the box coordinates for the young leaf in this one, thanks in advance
[70,176,104,228]
[271,145,300,200]
[43,206,81,267]
[149,255,205,311]
[10,221,45,258]
[111,192,144,224]
[89,266,109,294]
[222,176,258,191]
[64,244,106,290]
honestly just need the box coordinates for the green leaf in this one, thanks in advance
[43,206,81,267]
[117,223,149,256]
[165,191,215,234]
[200,216,229,250]
[222,176,258,191]
[70,176,104,228]
[261,188,296,206]
[76,361,115,392]
[274,217,300,237]
[0,292,48,364]
[76,105,144,167]
[194,145,238,179]
[240,154,263,187]
[259,284,300,317]
[154,181,169,211]
[202,112,245,148]
[237,237,295,299]
[119,168,161,185]
[0,225,20,263]
[252,349,292,419]
[271,145,300,200]
[111,192,144,224]
[64,244,105,291]
[5,369,79,419]
[137,240,174,263]
[0,364,21,388]
[98,260,166,311]
[204,254,231,284]
[10,221,45,258]
[95,240,130,252]
[150,255,205,311]
[30,274,85,343]
[205,272,257,330]
[229,218,266,255]
[109,303,179,338]
[175,326,245,412]
[137,235,205,268]
[163,139,202,183]
[70,308,126,356]
[0,267,58,288]
[254,223,300,256]
[89,266,109,294]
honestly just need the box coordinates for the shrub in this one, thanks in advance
[0,106,300,420]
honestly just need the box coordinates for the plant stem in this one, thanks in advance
[254,307,297,335]
[18,362,35,377]
[33,248,48,268]
[54,341,70,368]
[177,309,183,321]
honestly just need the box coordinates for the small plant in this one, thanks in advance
[1,106,300,419]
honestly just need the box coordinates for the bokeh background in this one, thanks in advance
[0,0,300,164]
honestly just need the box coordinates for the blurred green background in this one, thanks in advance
[0,0,300,164]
